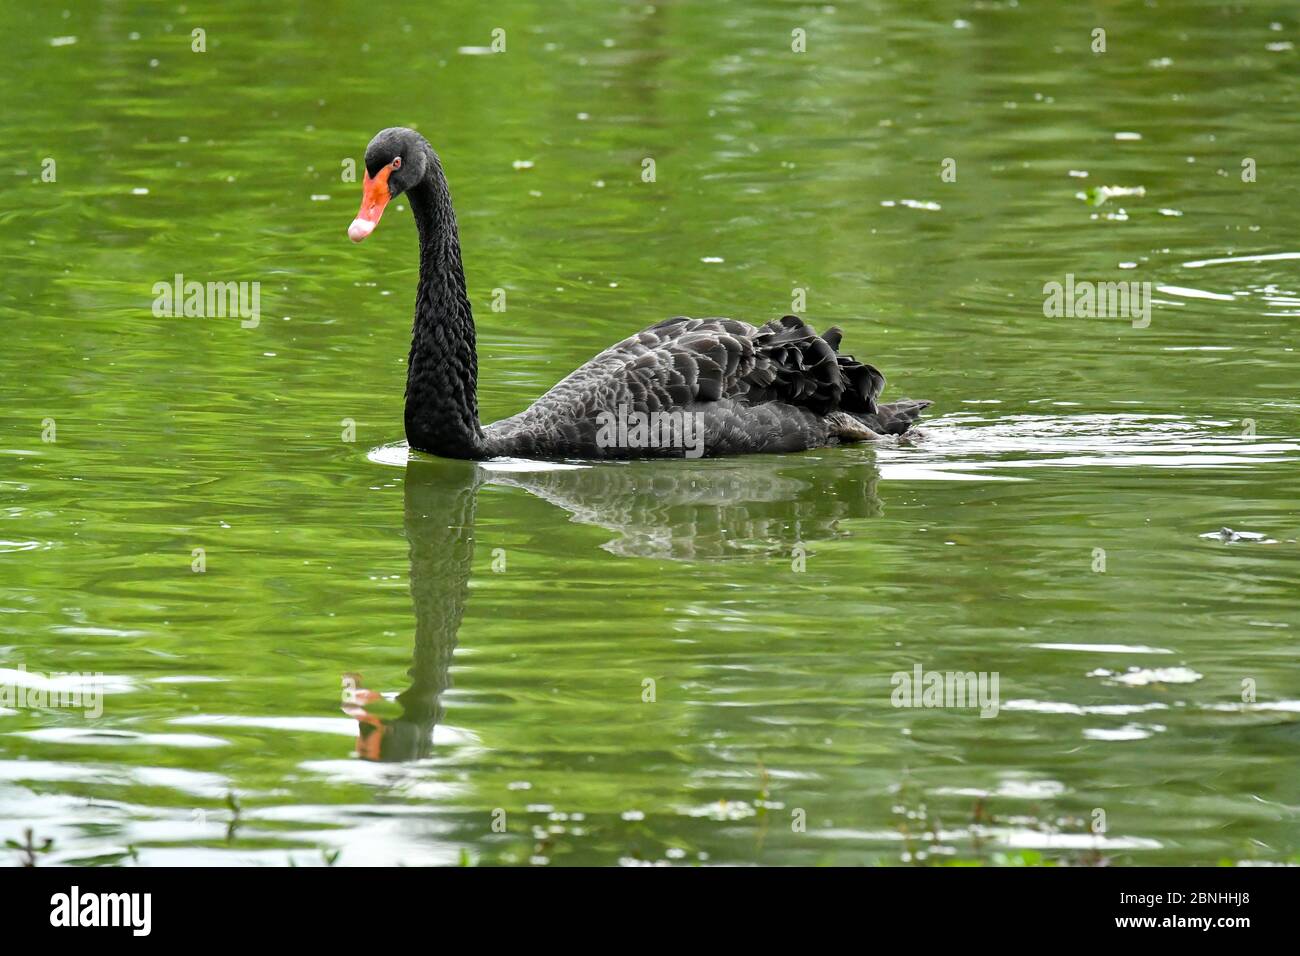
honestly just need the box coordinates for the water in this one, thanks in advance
[2,1,1297,866]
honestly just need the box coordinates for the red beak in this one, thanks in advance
[348,164,394,242]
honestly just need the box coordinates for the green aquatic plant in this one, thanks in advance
[6,827,54,867]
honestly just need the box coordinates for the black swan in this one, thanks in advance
[348,127,930,460]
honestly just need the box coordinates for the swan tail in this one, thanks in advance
[752,316,885,415]
[750,316,930,438]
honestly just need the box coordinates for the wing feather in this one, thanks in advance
[483,314,897,456]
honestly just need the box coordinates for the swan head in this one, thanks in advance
[348,127,429,243]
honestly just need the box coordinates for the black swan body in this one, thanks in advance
[348,127,930,460]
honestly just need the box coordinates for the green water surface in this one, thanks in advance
[1,1,1297,866]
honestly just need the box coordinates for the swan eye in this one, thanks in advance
[391,157,402,170]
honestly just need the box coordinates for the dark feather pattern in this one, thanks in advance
[483,315,929,459]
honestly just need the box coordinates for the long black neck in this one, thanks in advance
[403,151,486,459]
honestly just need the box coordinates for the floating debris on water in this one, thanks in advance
[1080,185,1146,206]
[1200,527,1276,543]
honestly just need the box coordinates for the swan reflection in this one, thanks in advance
[346,454,882,761]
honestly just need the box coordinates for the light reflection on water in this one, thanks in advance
[879,413,1300,478]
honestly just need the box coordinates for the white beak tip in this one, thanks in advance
[348,219,376,243]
